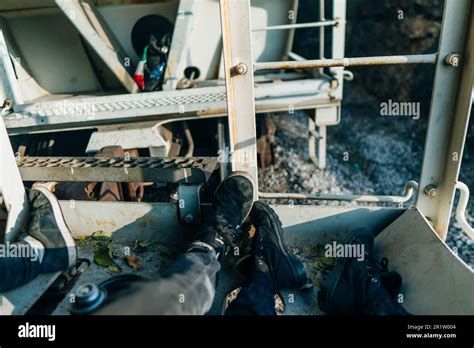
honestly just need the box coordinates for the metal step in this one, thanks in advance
[18,156,218,183]
[4,79,334,134]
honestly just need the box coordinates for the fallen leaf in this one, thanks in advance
[94,243,114,267]
[108,265,122,274]
[124,255,142,270]
[132,239,150,252]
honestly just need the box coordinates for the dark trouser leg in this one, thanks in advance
[0,242,41,292]
[98,249,220,315]
[225,269,276,315]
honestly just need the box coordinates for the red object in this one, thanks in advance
[133,60,146,90]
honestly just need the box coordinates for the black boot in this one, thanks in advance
[318,228,409,315]
[250,202,308,291]
[189,172,255,255]
[25,184,77,274]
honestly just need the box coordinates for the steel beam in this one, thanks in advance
[219,0,259,193]
[55,0,138,93]
[416,0,474,239]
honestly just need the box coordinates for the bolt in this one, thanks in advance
[76,283,100,304]
[183,213,194,224]
[444,53,460,67]
[424,184,439,197]
[233,63,248,75]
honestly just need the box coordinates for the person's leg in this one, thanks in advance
[97,172,256,315]
[225,269,276,315]
[225,202,309,316]
[318,229,410,315]
[0,184,76,292]
[0,242,41,292]
[98,245,220,315]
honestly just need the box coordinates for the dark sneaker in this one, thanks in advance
[189,172,255,255]
[250,201,308,291]
[318,228,409,315]
[24,184,77,274]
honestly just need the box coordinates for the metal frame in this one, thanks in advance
[219,0,258,196]
[0,113,29,243]
[163,0,199,91]
[218,0,474,230]
[416,0,474,239]
[55,0,138,93]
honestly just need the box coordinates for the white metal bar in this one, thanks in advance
[163,0,199,90]
[253,20,338,32]
[454,182,474,239]
[0,111,29,242]
[318,0,325,75]
[282,0,298,62]
[254,53,438,71]
[55,0,138,93]
[259,181,418,204]
[416,0,473,239]
[219,0,260,195]
[330,0,347,100]
[0,30,22,105]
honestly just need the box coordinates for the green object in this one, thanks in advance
[94,243,114,267]
[142,45,149,63]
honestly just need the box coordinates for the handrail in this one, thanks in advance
[252,20,339,32]
[259,180,418,204]
[455,181,474,239]
[254,53,438,71]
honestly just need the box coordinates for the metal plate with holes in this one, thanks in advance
[17,156,218,183]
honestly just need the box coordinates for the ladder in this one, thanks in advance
[218,0,474,239]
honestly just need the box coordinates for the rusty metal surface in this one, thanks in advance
[254,53,438,72]
[18,156,218,183]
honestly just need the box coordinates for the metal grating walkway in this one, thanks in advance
[4,79,333,134]
[18,156,218,183]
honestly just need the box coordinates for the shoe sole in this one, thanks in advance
[254,201,308,290]
[213,171,256,226]
[318,229,373,313]
[33,185,77,268]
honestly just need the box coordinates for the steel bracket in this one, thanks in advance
[178,184,202,225]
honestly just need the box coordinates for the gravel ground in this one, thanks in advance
[258,98,474,268]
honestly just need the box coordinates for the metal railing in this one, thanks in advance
[254,53,438,71]
[259,181,418,204]
[252,20,339,32]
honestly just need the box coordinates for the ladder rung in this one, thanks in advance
[254,53,438,71]
[252,20,339,32]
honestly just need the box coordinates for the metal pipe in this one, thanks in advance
[254,53,438,71]
[253,20,338,32]
[259,180,418,204]
[319,0,325,74]
[454,182,474,239]
[182,121,194,158]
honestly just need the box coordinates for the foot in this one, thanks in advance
[189,172,255,255]
[318,228,409,315]
[250,201,308,291]
[24,184,77,273]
